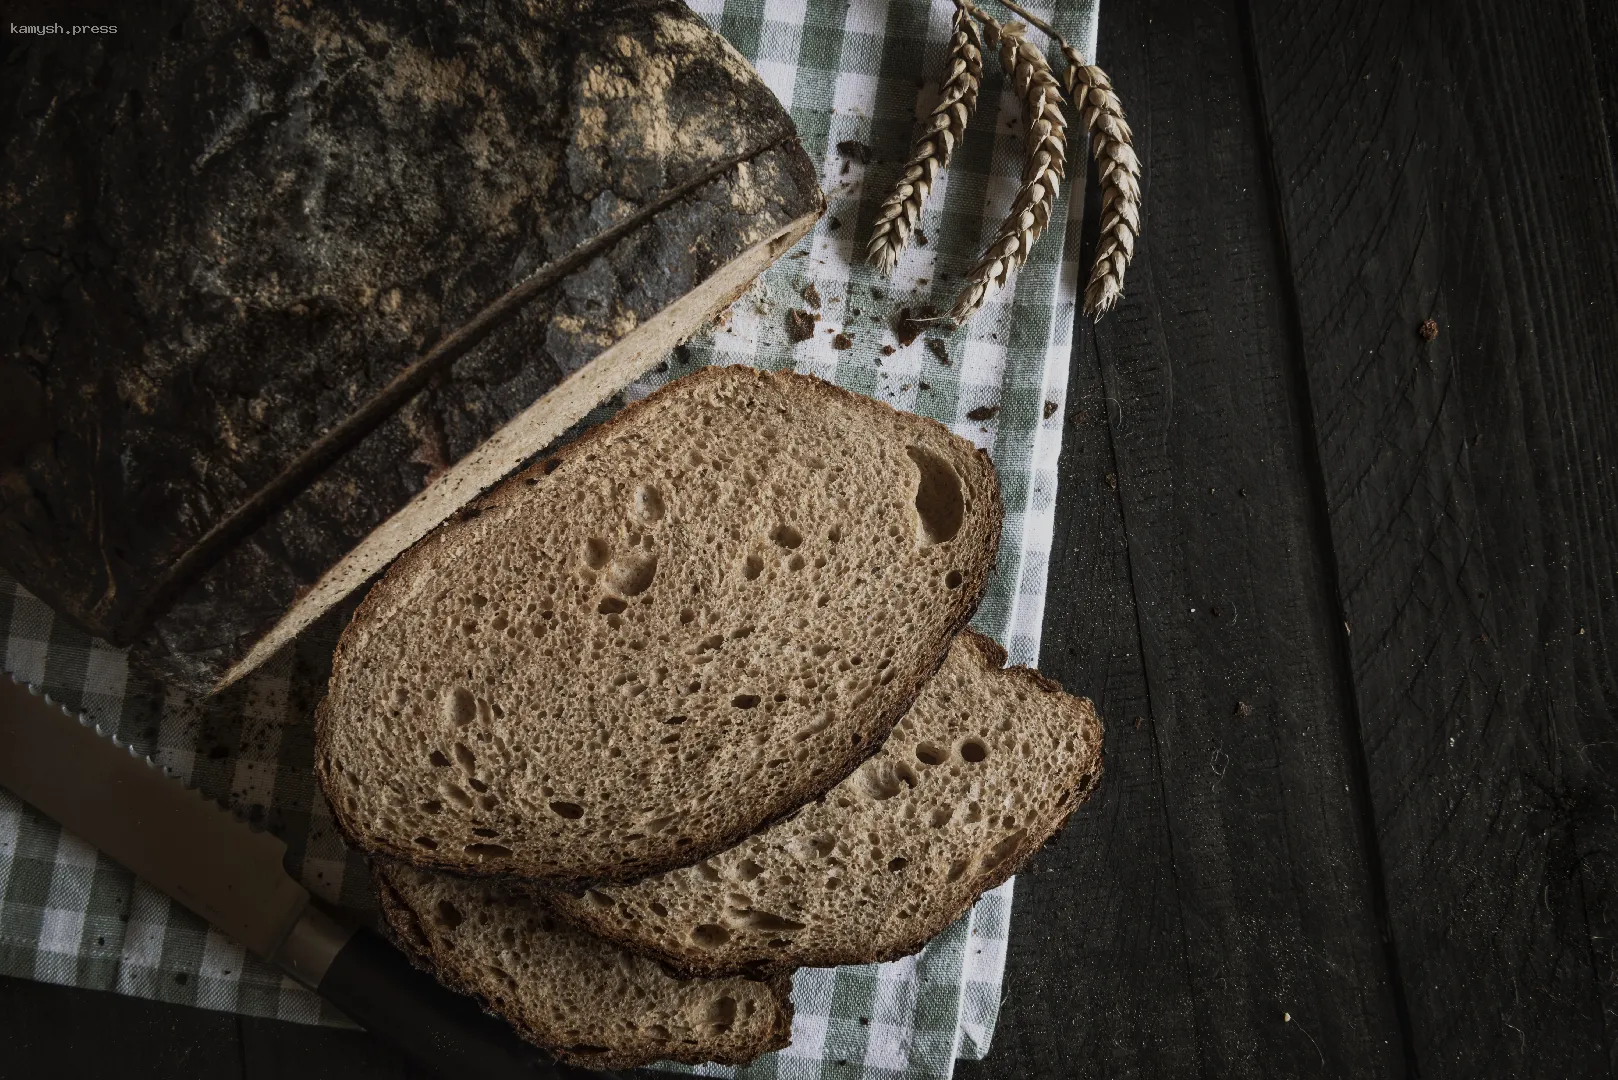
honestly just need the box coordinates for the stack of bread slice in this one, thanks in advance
[316,365,1104,1068]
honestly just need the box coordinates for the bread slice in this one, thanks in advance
[316,365,1002,887]
[541,630,1103,978]
[374,863,792,1069]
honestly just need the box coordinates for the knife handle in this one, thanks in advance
[316,925,614,1080]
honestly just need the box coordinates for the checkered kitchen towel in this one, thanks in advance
[0,1,1099,1076]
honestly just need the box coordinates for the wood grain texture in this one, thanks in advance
[0,974,423,1080]
[1245,0,1618,1075]
[0,0,819,693]
[965,0,1404,1075]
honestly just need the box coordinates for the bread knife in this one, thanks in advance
[0,670,616,1080]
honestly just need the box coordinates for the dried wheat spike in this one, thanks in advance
[995,0,1141,317]
[866,4,984,275]
[948,21,1068,325]
[1068,62,1139,316]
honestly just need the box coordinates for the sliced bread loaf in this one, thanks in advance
[542,630,1103,977]
[317,365,1002,886]
[374,863,793,1069]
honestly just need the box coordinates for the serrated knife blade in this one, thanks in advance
[0,670,600,1080]
[0,673,311,963]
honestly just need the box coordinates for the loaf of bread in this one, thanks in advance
[542,630,1103,977]
[374,863,792,1069]
[318,365,1002,887]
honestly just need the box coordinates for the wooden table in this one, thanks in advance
[4,0,1615,1075]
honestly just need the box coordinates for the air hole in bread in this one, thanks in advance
[788,554,806,571]
[662,715,687,725]
[980,830,1027,873]
[915,742,946,765]
[468,777,489,793]
[542,458,562,475]
[434,900,463,928]
[697,862,722,882]
[582,537,611,569]
[742,555,764,580]
[466,843,512,858]
[647,1025,671,1041]
[930,806,953,828]
[549,801,585,819]
[707,995,737,1032]
[855,760,918,800]
[608,553,658,596]
[946,858,969,882]
[454,742,477,771]
[732,694,761,710]
[445,687,476,728]
[598,596,628,615]
[444,784,473,808]
[827,524,842,543]
[679,607,696,624]
[735,859,765,881]
[585,889,616,909]
[735,910,805,932]
[960,737,989,763]
[635,485,666,522]
[413,835,438,849]
[906,446,965,545]
[888,856,908,873]
[471,827,499,838]
[770,524,803,550]
[692,925,731,948]
[945,570,963,589]
[649,901,670,918]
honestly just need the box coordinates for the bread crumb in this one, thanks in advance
[897,306,939,347]
[966,405,998,422]
[837,139,873,164]
[880,345,896,356]
[832,333,853,350]
[926,338,950,365]
[1419,318,1438,341]
[802,282,822,308]
[1043,400,1058,419]
[787,309,817,343]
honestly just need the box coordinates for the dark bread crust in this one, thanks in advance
[538,628,1104,979]
[373,863,794,1069]
[316,364,1003,888]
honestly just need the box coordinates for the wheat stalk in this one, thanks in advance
[948,18,1068,325]
[995,0,1140,317]
[866,3,985,274]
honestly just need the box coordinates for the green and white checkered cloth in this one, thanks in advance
[0,1,1098,1076]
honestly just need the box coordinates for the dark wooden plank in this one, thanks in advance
[957,185,1202,1078]
[0,975,247,1079]
[969,0,1406,1074]
[1244,0,1618,1075]
[0,975,425,1079]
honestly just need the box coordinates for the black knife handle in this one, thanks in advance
[318,926,619,1080]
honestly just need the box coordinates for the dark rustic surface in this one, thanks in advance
[0,0,818,692]
[4,0,1618,1076]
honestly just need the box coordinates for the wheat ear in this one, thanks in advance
[995,0,1140,317]
[948,19,1068,325]
[866,4,984,274]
